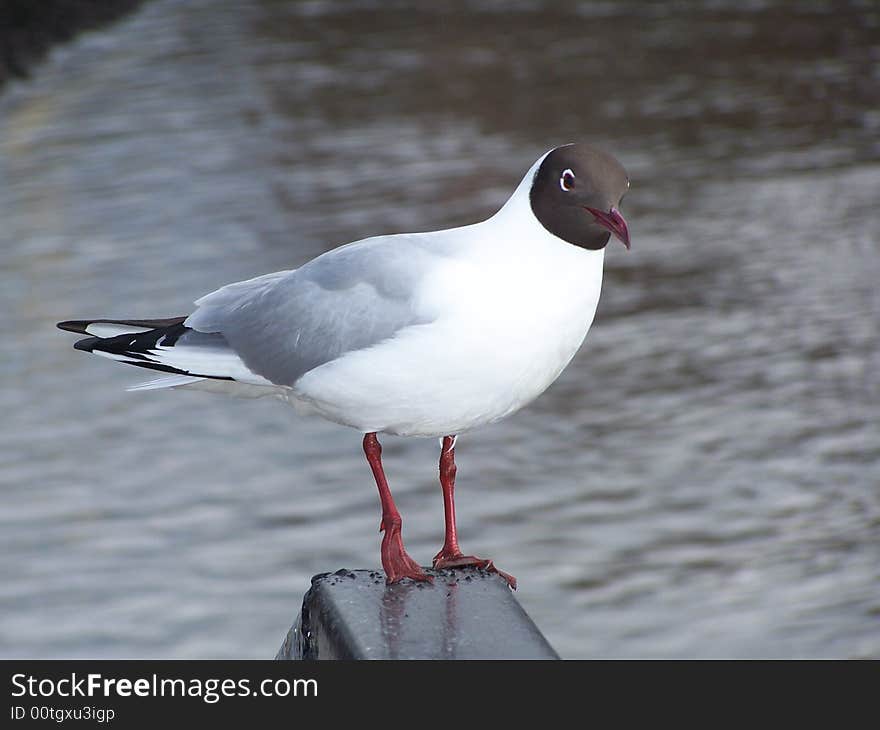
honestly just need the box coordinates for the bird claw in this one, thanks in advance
[432,552,517,590]
[385,565,433,585]
[384,554,432,584]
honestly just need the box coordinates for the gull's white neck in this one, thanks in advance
[482,148,606,272]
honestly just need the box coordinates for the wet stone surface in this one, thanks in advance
[278,568,559,660]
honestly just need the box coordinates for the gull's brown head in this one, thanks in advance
[529,143,631,251]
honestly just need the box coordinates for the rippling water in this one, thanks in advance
[1,0,878,658]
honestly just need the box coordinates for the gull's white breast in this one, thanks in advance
[291,208,606,437]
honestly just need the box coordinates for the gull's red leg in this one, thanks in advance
[432,435,517,589]
[363,432,430,584]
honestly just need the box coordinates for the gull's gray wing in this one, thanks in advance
[184,233,452,385]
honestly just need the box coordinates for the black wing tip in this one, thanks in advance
[60,317,235,383]
[57,317,189,335]
[57,320,90,334]
[73,336,99,352]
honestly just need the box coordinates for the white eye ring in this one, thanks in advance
[560,168,575,191]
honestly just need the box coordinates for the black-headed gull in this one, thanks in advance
[59,143,631,589]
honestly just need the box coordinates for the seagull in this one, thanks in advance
[58,143,631,589]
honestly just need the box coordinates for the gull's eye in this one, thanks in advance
[559,168,575,192]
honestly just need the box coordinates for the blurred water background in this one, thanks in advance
[1,0,878,658]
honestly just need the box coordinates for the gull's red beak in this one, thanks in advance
[584,206,630,250]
